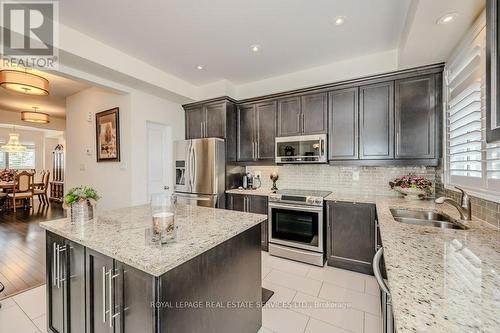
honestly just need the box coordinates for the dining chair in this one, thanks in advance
[34,170,50,205]
[7,171,34,212]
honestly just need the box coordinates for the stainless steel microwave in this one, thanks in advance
[275,134,327,164]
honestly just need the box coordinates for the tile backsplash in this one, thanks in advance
[246,165,436,196]
[244,164,499,228]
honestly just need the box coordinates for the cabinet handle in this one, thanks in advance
[58,245,67,285]
[108,268,113,328]
[102,267,107,323]
[374,220,378,253]
[252,142,255,160]
[297,113,300,132]
[56,245,60,289]
[246,197,250,212]
[256,141,259,160]
[301,113,305,132]
[200,123,203,138]
[205,121,208,137]
[110,270,121,327]
[52,243,57,287]
[243,196,246,212]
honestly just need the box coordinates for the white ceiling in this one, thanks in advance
[59,0,412,85]
[0,65,90,118]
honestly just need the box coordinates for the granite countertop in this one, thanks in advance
[40,204,266,277]
[225,188,273,196]
[326,192,500,332]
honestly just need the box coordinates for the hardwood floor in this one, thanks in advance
[0,200,66,299]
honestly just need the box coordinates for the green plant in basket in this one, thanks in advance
[63,186,100,209]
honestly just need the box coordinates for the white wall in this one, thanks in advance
[66,87,132,210]
[234,49,399,99]
[65,86,185,210]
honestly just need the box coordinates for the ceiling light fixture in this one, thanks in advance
[334,16,346,26]
[21,106,50,124]
[1,126,26,153]
[196,65,204,70]
[0,69,49,95]
[437,12,458,25]
[250,44,260,52]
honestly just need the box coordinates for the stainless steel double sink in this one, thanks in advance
[390,209,468,230]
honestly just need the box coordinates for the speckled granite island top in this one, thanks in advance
[326,193,500,333]
[39,204,266,277]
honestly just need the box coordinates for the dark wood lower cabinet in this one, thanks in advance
[47,232,85,333]
[326,202,377,275]
[227,193,269,251]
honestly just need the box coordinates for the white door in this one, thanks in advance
[147,122,172,200]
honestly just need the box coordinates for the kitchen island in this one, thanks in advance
[40,204,267,333]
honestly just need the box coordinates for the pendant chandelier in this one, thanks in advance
[1,127,27,153]
[0,69,49,95]
[21,106,50,124]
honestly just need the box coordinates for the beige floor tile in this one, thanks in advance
[305,318,352,333]
[258,326,275,333]
[319,282,381,316]
[262,279,297,307]
[364,276,381,296]
[32,314,47,333]
[0,303,40,333]
[292,292,364,333]
[13,285,46,319]
[364,312,382,333]
[307,265,366,293]
[262,307,309,333]
[266,254,312,276]
[0,297,16,309]
[262,265,272,279]
[265,269,322,297]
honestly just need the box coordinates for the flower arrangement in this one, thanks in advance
[63,186,100,209]
[389,174,433,200]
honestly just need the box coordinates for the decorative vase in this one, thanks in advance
[71,200,94,224]
[393,187,427,200]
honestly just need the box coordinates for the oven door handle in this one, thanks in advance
[268,202,323,212]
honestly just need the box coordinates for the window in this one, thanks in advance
[445,14,500,201]
[0,142,36,170]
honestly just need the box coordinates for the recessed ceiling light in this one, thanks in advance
[334,16,346,26]
[437,12,458,25]
[250,44,260,52]
[196,65,203,70]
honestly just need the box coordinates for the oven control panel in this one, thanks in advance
[269,194,324,206]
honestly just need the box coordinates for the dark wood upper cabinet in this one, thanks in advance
[328,88,359,160]
[183,98,237,162]
[185,106,204,140]
[327,201,376,275]
[277,97,302,136]
[359,81,395,160]
[237,104,256,162]
[237,101,276,162]
[301,92,328,134]
[395,75,436,159]
[255,101,277,161]
[205,102,226,138]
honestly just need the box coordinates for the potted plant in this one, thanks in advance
[389,174,433,200]
[63,186,100,223]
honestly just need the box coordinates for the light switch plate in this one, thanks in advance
[352,169,360,181]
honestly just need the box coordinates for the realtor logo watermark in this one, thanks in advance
[1,1,59,69]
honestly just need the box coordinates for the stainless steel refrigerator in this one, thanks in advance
[174,138,225,208]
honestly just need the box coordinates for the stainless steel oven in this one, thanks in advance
[275,134,327,164]
[268,189,330,266]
